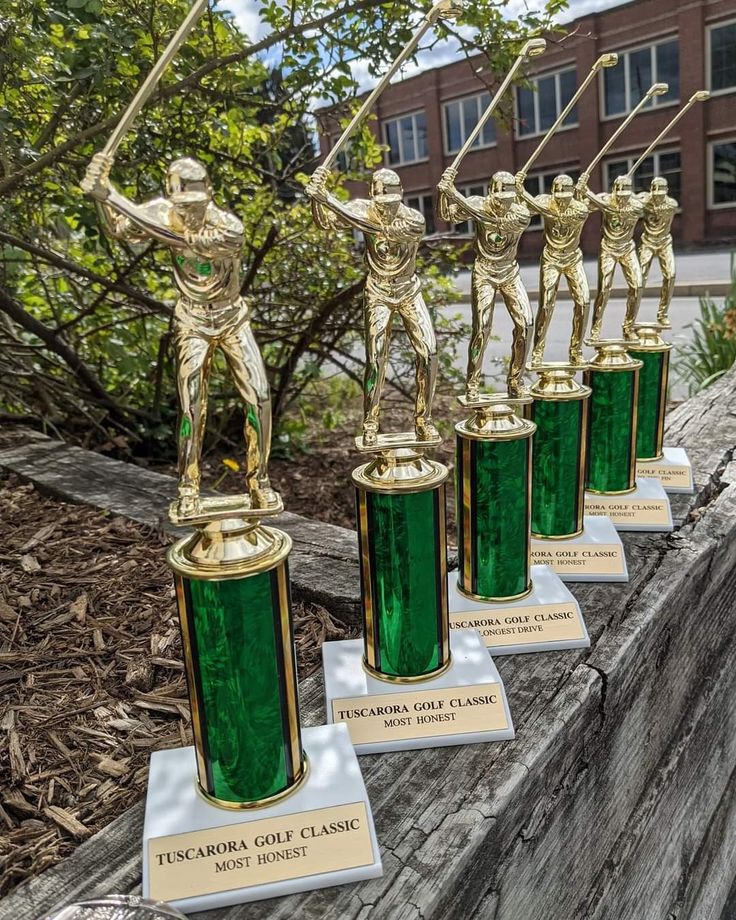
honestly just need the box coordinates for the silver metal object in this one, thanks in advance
[46,895,188,920]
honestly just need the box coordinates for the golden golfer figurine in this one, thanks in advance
[627,90,710,328]
[585,174,645,341]
[82,153,279,521]
[305,0,461,447]
[637,178,677,327]
[513,53,619,366]
[578,81,669,341]
[516,174,592,366]
[434,38,545,395]
[439,169,532,397]
[307,166,438,445]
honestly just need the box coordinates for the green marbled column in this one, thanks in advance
[177,564,302,805]
[357,484,448,679]
[630,347,668,461]
[531,398,585,538]
[456,433,531,600]
[585,367,638,493]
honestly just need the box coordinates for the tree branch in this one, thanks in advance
[0,284,148,429]
[0,0,395,197]
[0,231,169,315]
[271,276,364,419]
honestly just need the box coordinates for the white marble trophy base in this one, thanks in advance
[142,725,382,913]
[531,515,628,583]
[636,446,694,494]
[322,629,514,755]
[448,564,590,655]
[585,476,673,532]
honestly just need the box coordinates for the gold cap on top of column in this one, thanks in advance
[631,323,673,352]
[588,341,644,372]
[457,403,537,441]
[530,368,592,401]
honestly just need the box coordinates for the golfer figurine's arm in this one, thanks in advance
[515,174,554,217]
[582,185,616,215]
[104,187,187,247]
[181,210,244,258]
[306,165,382,235]
[438,169,487,223]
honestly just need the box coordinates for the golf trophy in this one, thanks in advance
[581,83,674,532]
[631,91,710,495]
[436,40,588,653]
[82,3,381,910]
[514,54,627,582]
[307,0,514,754]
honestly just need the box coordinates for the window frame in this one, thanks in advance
[600,35,680,120]
[382,110,429,167]
[706,17,736,97]
[514,65,578,140]
[708,135,736,210]
[441,92,498,156]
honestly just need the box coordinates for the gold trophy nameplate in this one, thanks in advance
[530,515,628,582]
[331,682,508,747]
[148,801,375,903]
[450,605,584,647]
[636,447,694,494]
[447,564,589,654]
[585,477,673,531]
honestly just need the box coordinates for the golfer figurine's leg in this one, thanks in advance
[174,326,214,517]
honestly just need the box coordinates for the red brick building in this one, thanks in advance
[318,0,736,258]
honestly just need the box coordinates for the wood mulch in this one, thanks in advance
[0,472,355,898]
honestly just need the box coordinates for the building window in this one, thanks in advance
[516,67,577,137]
[443,93,496,154]
[710,139,736,209]
[406,192,435,234]
[525,168,581,228]
[384,111,428,166]
[708,20,736,93]
[604,149,681,203]
[603,39,679,117]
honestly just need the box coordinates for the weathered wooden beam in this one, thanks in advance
[2,367,736,920]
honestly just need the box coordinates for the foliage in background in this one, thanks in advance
[677,255,736,395]
[0,0,566,459]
